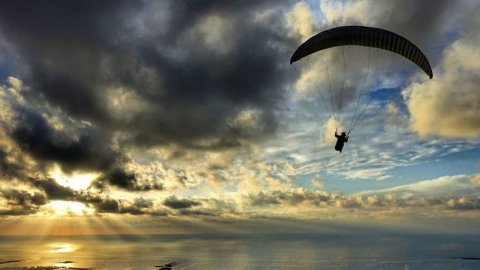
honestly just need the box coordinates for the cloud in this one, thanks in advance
[268,90,478,181]
[286,2,317,40]
[0,147,22,179]
[11,107,120,172]
[96,168,163,192]
[93,198,120,214]
[6,77,22,91]
[0,75,124,179]
[318,0,454,48]
[28,178,77,201]
[0,77,167,192]
[0,188,47,216]
[357,174,480,198]
[403,19,480,138]
[246,188,334,208]
[163,196,201,209]
[246,174,480,214]
[75,194,157,215]
[322,116,343,144]
[384,102,407,127]
[0,0,292,149]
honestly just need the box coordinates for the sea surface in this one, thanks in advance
[0,233,479,270]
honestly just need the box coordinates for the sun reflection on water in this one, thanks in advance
[49,242,78,253]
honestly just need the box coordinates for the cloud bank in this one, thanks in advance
[0,1,478,233]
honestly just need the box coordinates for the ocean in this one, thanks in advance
[0,233,479,269]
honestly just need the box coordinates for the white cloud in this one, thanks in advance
[286,2,317,40]
[319,0,391,26]
[321,116,343,144]
[7,76,22,91]
[403,34,480,138]
[357,174,480,197]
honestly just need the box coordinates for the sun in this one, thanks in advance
[49,164,99,191]
[44,200,94,216]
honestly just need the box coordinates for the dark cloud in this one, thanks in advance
[0,208,38,216]
[246,189,480,211]
[7,105,163,191]
[89,196,154,215]
[163,196,201,209]
[94,198,120,213]
[0,148,22,179]
[178,209,217,217]
[28,178,77,201]
[1,175,160,216]
[248,191,282,206]
[0,188,47,215]
[11,107,120,172]
[0,0,293,150]
[0,0,295,193]
[120,197,154,215]
[97,168,164,191]
[446,198,480,211]
[0,189,47,207]
[375,0,455,54]
[132,197,154,209]
[171,197,237,217]
[247,190,333,207]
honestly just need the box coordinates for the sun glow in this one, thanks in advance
[44,200,94,216]
[49,165,99,191]
[49,242,78,253]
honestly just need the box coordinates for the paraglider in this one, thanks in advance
[334,129,349,153]
[290,26,433,153]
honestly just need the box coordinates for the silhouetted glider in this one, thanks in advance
[290,26,433,79]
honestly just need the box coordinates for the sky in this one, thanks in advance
[0,0,479,236]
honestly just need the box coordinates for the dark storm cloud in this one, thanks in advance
[11,106,120,172]
[7,104,161,191]
[0,0,294,150]
[163,195,201,209]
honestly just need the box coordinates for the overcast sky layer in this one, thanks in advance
[0,0,478,235]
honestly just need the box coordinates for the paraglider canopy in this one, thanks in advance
[290,26,433,79]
